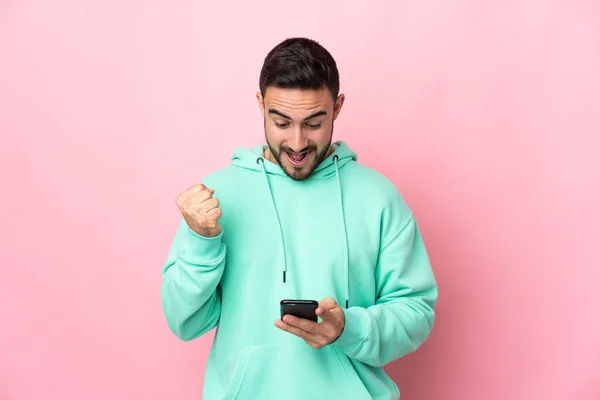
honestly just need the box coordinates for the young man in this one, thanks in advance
[162,37,438,399]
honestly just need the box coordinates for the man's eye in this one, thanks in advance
[308,124,321,129]
[275,122,290,129]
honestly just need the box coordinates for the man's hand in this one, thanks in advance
[176,184,222,238]
[274,297,345,349]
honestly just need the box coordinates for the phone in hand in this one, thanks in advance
[280,299,318,322]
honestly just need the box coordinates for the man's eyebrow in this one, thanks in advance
[268,109,327,121]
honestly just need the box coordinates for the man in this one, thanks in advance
[162,37,438,399]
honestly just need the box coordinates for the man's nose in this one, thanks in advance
[287,126,308,152]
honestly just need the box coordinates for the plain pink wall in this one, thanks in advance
[1,1,599,399]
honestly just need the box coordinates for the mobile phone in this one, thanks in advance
[280,299,318,322]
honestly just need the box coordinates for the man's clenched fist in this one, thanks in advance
[176,184,222,238]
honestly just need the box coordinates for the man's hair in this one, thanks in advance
[259,37,340,100]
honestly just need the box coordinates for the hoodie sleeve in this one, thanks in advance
[161,218,226,341]
[333,212,438,367]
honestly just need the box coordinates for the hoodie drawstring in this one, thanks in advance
[256,155,349,309]
[257,157,288,283]
[333,155,350,309]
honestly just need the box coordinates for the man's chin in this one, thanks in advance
[283,166,311,181]
[281,160,316,181]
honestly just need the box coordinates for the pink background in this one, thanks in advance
[1,1,599,399]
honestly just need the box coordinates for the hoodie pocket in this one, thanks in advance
[223,344,371,400]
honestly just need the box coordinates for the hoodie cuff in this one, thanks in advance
[333,307,369,354]
[180,226,224,264]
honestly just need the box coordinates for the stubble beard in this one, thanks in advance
[265,123,333,181]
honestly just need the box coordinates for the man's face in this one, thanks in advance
[257,87,345,181]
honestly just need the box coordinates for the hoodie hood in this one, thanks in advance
[231,141,357,180]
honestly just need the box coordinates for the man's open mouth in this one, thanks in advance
[286,150,311,166]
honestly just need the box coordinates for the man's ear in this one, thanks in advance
[256,91,265,117]
[333,94,345,121]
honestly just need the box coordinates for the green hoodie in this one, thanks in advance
[162,141,438,399]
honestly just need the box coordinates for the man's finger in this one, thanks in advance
[275,320,311,339]
[190,187,214,202]
[316,297,340,319]
[316,307,334,321]
[206,207,222,222]
[177,184,206,203]
[318,297,339,311]
[282,314,319,334]
[186,183,206,196]
[274,320,327,348]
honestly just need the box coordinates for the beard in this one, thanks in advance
[265,124,333,181]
